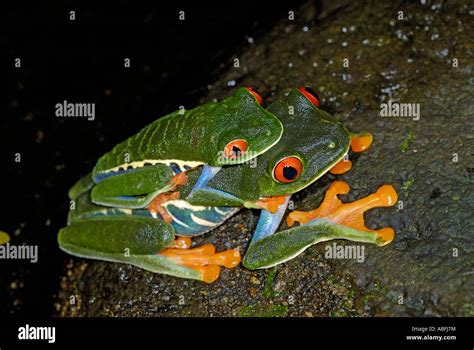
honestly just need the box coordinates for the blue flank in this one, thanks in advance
[164,203,239,236]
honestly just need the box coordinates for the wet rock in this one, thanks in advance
[56,0,473,316]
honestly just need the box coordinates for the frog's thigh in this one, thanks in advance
[91,164,174,208]
[242,220,383,270]
[58,216,220,281]
[244,181,398,269]
[58,216,175,260]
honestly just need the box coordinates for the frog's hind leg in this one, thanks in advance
[63,187,240,282]
[59,214,239,283]
[287,180,397,244]
[329,133,373,175]
[243,181,397,270]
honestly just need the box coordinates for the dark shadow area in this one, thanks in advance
[2,1,307,319]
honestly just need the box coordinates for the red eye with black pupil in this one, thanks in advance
[298,86,321,107]
[283,166,298,180]
[224,139,248,159]
[245,87,263,105]
[273,157,303,183]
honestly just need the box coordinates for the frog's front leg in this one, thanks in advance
[58,216,240,283]
[239,195,291,268]
[243,181,397,270]
[185,164,247,208]
[185,165,246,207]
[91,164,179,208]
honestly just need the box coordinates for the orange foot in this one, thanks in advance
[159,242,241,283]
[148,172,189,224]
[287,180,397,245]
[256,195,288,213]
[170,172,188,189]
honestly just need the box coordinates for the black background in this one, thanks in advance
[2,1,306,319]
[2,2,473,345]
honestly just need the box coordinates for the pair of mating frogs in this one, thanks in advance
[58,87,397,283]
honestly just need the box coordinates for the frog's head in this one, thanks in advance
[206,87,283,166]
[207,87,351,204]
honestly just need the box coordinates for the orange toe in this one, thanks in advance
[375,227,395,246]
[160,244,216,261]
[257,195,288,213]
[172,172,188,187]
[375,185,398,207]
[351,133,373,152]
[215,249,241,268]
[329,159,352,175]
[287,211,315,227]
[194,265,221,283]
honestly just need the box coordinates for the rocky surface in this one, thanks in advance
[55,0,474,317]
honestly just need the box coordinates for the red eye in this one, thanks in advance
[245,87,263,105]
[298,86,320,107]
[224,139,248,159]
[273,156,303,183]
